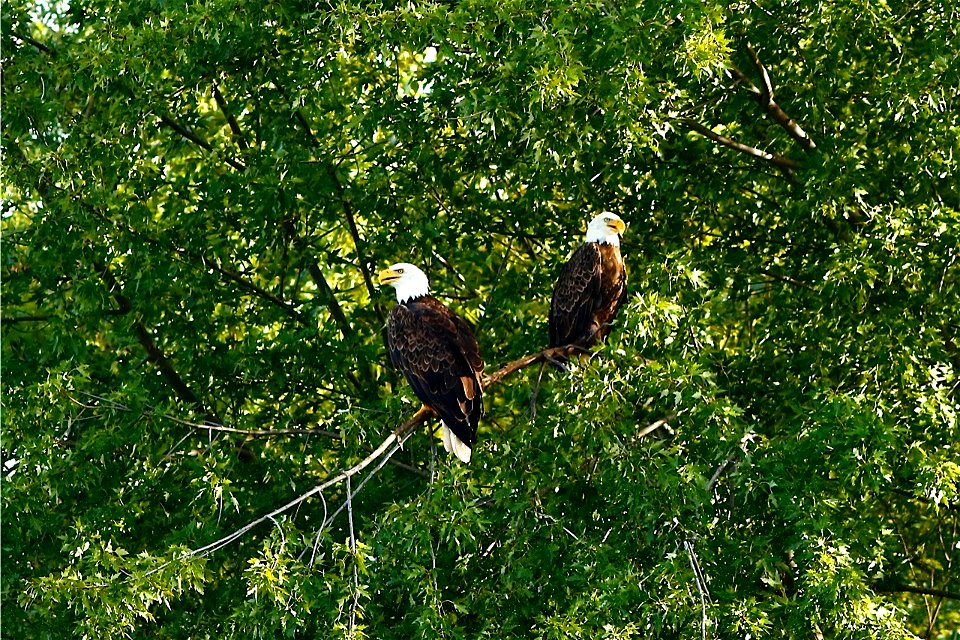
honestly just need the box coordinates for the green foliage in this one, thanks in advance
[3,0,958,638]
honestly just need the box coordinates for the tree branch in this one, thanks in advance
[272,79,381,313]
[157,114,245,172]
[307,263,353,339]
[164,406,432,567]
[325,165,379,305]
[172,344,594,563]
[482,345,583,387]
[11,31,56,56]
[680,118,799,171]
[745,44,817,151]
[1,314,53,325]
[211,82,249,151]
[195,254,307,324]
[69,392,341,439]
[90,207,310,326]
[97,262,221,424]
[877,584,960,601]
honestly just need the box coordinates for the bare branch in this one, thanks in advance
[167,406,431,566]
[70,392,341,439]
[482,345,584,387]
[707,452,739,493]
[171,344,603,563]
[680,118,800,171]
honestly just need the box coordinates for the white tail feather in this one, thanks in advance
[441,423,472,464]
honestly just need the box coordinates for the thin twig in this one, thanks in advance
[80,395,340,438]
[529,361,548,420]
[707,452,739,493]
[154,409,429,570]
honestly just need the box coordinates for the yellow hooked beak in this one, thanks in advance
[378,268,401,285]
[607,218,626,235]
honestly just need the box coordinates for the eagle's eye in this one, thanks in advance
[396,268,404,274]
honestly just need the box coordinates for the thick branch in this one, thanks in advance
[482,345,582,387]
[681,118,799,171]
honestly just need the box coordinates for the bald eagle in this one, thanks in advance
[549,212,628,351]
[378,263,484,463]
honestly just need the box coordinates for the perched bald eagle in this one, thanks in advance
[549,212,628,351]
[378,263,484,463]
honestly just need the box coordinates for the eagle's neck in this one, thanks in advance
[395,281,430,305]
[586,233,621,247]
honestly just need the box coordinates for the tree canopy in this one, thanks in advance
[3,0,959,638]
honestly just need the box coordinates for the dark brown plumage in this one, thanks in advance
[386,295,484,460]
[549,229,627,349]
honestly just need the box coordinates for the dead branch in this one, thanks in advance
[171,345,595,563]
[68,392,342,439]
[147,408,430,572]
[482,345,582,387]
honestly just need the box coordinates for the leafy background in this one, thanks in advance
[3,0,958,638]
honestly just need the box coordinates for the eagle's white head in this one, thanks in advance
[585,212,626,246]
[378,262,430,304]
